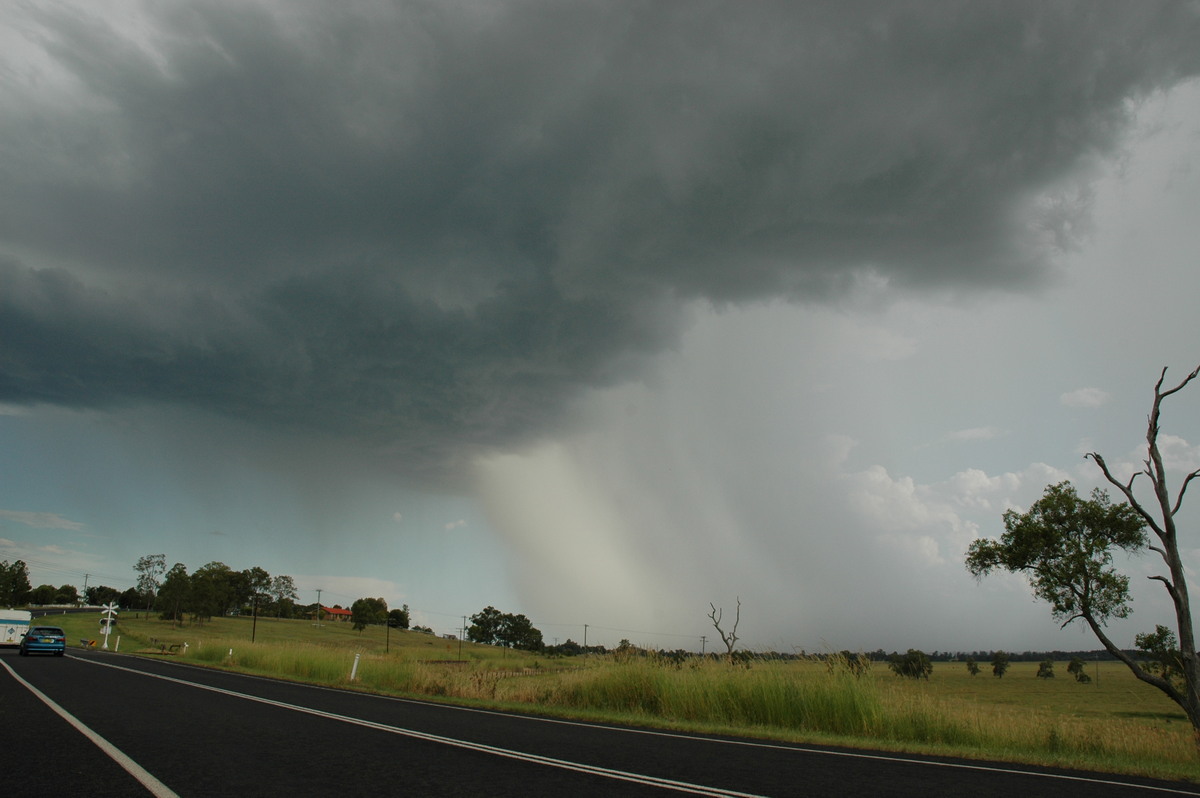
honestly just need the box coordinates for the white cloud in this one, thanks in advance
[392,512,403,523]
[1157,435,1199,473]
[1060,387,1110,408]
[0,510,84,530]
[444,519,467,531]
[844,464,980,543]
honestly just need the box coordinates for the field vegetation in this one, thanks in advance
[38,610,1199,783]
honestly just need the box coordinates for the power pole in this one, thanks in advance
[315,589,323,627]
[701,635,707,655]
[82,574,90,605]
[583,624,588,649]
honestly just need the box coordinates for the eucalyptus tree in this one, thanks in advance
[133,554,166,610]
[967,365,1200,734]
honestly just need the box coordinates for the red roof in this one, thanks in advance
[321,606,353,617]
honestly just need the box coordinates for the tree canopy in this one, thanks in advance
[467,606,544,651]
[0,559,32,606]
[966,481,1146,627]
[351,597,389,631]
[888,649,932,679]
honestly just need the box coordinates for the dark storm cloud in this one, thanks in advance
[2,1,1198,475]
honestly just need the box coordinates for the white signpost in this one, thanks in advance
[100,602,118,650]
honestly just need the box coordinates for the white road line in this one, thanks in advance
[75,655,765,797]
[1,660,179,798]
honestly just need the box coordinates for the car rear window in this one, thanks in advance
[32,627,64,636]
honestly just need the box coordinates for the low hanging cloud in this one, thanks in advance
[2,1,1198,481]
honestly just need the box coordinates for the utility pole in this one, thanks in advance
[583,624,588,649]
[315,589,323,627]
[82,574,90,605]
[701,635,707,655]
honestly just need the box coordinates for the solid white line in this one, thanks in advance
[1,660,179,798]
[74,656,765,797]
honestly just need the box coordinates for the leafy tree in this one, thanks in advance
[0,560,32,606]
[888,649,932,679]
[56,584,79,604]
[968,365,1200,733]
[241,566,272,616]
[1136,624,1185,685]
[157,563,190,624]
[967,482,1146,627]
[991,651,1010,678]
[119,586,140,608]
[191,561,238,621]
[387,605,410,629]
[467,606,543,650]
[85,585,123,606]
[546,638,584,657]
[134,554,166,610]
[1036,659,1055,679]
[468,606,505,645]
[270,575,299,618]
[497,613,543,651]
[1067,657,1091,683]
[30,584,57,605]
[351,597,388,631]
[966,658,980,677]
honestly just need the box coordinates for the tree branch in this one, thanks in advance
[1086,452,1166,540]
[1173,469,1200,517]
[1149,574,1181,606]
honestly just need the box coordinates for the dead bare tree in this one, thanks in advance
[708,597,741,664]
[1087,364,1200,736]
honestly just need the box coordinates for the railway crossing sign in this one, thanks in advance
[100,602,118,650]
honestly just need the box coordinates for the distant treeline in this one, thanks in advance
[846,649,1131,663]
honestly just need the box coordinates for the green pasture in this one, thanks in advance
[43,609,539,664]
[37,612,1200,782]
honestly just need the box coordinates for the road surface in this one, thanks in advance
[2,648,1196,797]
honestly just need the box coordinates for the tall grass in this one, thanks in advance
[55,614,1199,780]
[531,657,969,743]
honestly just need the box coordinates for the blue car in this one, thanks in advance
[19,626,66,656]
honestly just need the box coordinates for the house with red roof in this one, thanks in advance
[319,605,353,622]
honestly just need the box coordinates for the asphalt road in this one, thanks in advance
[2,648,1197,797]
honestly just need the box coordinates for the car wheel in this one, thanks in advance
[18,648,26,656]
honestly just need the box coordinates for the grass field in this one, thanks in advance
[35,611,1200,782]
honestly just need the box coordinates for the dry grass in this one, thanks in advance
[46,613,1200,782]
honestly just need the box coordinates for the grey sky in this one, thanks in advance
[2,1,1199,651]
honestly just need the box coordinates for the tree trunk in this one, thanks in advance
[1090,364,1200,742]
